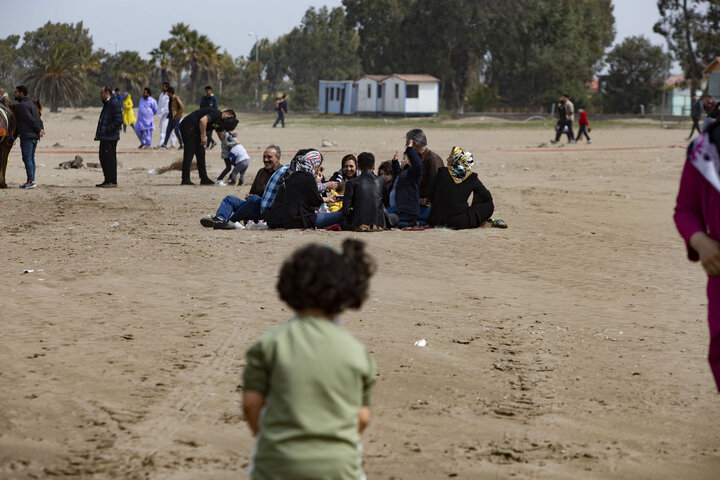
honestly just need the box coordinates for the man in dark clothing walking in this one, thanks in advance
[200,86,218,149]
[688,93,703,140]
[273,94,287,128]
[94,85,123,187]
[14,85,44,189]
[551,94,575,144]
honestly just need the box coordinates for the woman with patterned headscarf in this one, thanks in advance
[426,146,495,229]
[266,149,342,229]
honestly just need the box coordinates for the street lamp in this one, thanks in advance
[248,32,259,62]
[248,32,260,108]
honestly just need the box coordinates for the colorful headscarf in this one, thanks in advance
[689,130,720,193]
[279,149,324,186]
[448,146,474,184]
[295,150,323,175]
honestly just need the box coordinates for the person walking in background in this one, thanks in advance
[674,121,720,392]
[113,88,124,108]
[156,82,176,148]
[94,85,123,187]
[688,93,702,140]
[14,85,44,189]
[122,92,136,133]
[135,87,157,149]
[551,93,575,144]
[703,95,719,131]
[200,85,218,149]
[273,94,287,128]
[576,108,592,144]
[161,87,183,149]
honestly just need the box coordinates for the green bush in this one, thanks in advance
[466,84,499,112]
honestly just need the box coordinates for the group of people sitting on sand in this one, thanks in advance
[200,128,504,231]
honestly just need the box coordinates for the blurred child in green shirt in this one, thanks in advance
[243,239,377,480]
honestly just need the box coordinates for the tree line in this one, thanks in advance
[0,0,718,114]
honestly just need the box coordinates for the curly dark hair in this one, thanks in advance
[220,117,239,132]
[277,239,376,315]
[378,160,393,177]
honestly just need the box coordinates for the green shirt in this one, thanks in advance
[244,316,376,480]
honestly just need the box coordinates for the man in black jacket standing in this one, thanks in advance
[94,85,123,187]
[14,85,44,189]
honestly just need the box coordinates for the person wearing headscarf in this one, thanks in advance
[122,92,136,133]
[266,149,342,229]
[426,146,495,229]
[674,120,720,392]
[264,149,324,229]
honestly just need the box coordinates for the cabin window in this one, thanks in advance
[367,85,371,98]
[406,84,419,98]
[378,85,382,98]
[395,84,399,98]
[330,87,334,101]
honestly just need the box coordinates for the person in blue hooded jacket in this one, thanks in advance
[387,138,423,227]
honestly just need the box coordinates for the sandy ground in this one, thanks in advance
[0,108,718,480]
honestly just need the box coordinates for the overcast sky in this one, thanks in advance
[0,0,672,69]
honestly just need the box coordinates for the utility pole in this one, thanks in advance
[661,19,671,128]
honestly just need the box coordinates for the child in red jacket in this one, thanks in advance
[576,109,592,144]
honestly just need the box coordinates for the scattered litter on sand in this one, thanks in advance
[151,159,196,175]
[57,155,84,169]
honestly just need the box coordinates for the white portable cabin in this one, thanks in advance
[355,74,387,113]
[379,74,440,115]
[318,80,356,115]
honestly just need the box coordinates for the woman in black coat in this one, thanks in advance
[427,146,494,229]
[265,149,326,229]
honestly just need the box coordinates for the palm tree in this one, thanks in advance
[25,42,87,112]
[150,39,181,86]
[117,51,151,94]
[167,23,220,102]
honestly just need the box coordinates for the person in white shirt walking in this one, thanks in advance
[156,82,177,148]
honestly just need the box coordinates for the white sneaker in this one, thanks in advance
[587,140,593,144]
[215,180,226,186]
[228,221,245,229]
